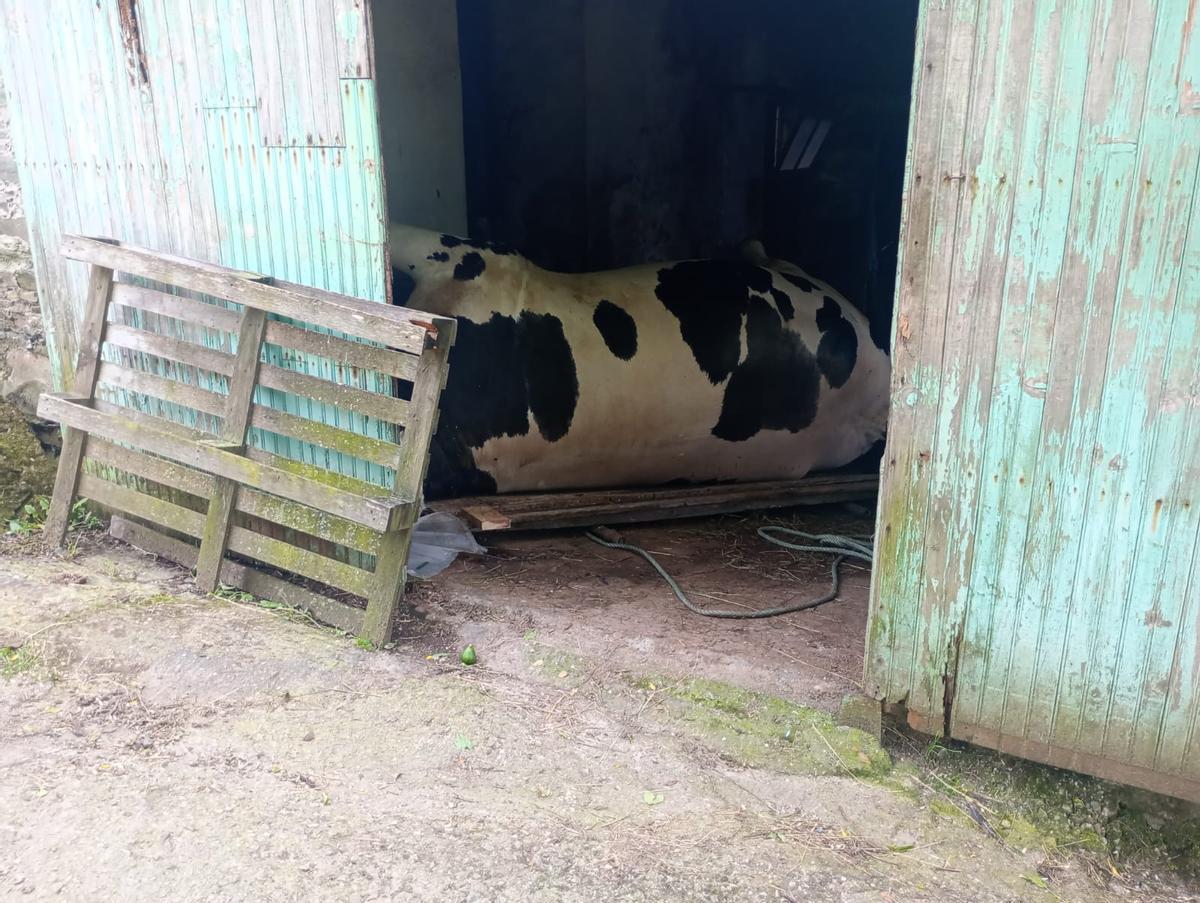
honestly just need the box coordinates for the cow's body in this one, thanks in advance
[389,224,890,499]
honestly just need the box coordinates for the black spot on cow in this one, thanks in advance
[782,273,816,294]
[390,266,416,305]
[592,299,638,360]
[426,251,450,262]
[518,311,579,441]
[654,260,773,384]
[440,233,517,255]
[424,311,579,498]
[712,297,822,442]
[770,288,795,321]
[815,296,858,389]
[454,251,486,281]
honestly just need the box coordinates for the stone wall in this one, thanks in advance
[0,69,51,415]
[0,71,56,520]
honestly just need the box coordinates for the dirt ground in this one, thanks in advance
[2,511,1199,903]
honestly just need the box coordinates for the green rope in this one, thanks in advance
[585,525,874,620]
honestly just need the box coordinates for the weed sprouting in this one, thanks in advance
[7,497,102,536]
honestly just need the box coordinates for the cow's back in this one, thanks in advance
[388,224,889,497]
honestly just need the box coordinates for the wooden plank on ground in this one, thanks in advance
[428,474,879,532]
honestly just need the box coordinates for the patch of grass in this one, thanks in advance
[6,496,102,536]
[1,645,39,678]
[210,584,348,637]
[635,674,892,779]
[354,636,376,651]
[210,584,256,604]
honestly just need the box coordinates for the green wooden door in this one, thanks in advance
[868,0,1200,801]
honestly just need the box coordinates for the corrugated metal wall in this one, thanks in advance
[0,0,390,484]
[868,0,1200,801]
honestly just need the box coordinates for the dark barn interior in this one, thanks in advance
[455,0,919,349]
[365,0,924,697]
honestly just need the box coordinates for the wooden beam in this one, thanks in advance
[63,235,444,353]
[429,474,879,532]
[362,328,455,646]
[44,263,115,546]
[195,307,268,592]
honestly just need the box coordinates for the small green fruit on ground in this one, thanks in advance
[460,645,477,666]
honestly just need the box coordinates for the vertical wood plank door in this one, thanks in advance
[868,0,1200,802]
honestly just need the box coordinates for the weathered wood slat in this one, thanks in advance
[257,361,409,424]
[112,283,241,333]
[85,438,380,554]
[104,322,236,376]
[85,436,215,498]
[243,446,389,499]
[106,319,411,424]
[96,361,227,417]
[40,394,408,532]
[80,472,206,536]
[226,524,372,598]
[248,406,402,470]
[264,320,419,381]
[119,297,416,380]
[82,472,371,599]
[234,491,382,555]
[92,372,397,472]
[63,235,439,353]
[110,516,365,636]
[428,474,879,532]
[89,399,391,502]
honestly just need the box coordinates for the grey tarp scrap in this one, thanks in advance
[406,511,486,578]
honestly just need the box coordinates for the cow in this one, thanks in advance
[388,224,890,499]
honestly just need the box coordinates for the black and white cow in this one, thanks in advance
[388,224,890,499]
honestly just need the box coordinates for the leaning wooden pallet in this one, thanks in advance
[38,236,455,646]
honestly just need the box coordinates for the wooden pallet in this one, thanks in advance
[38,236,454,645]
[429,473,879,532]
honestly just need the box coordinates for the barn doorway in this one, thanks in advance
[369,0,920,700]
